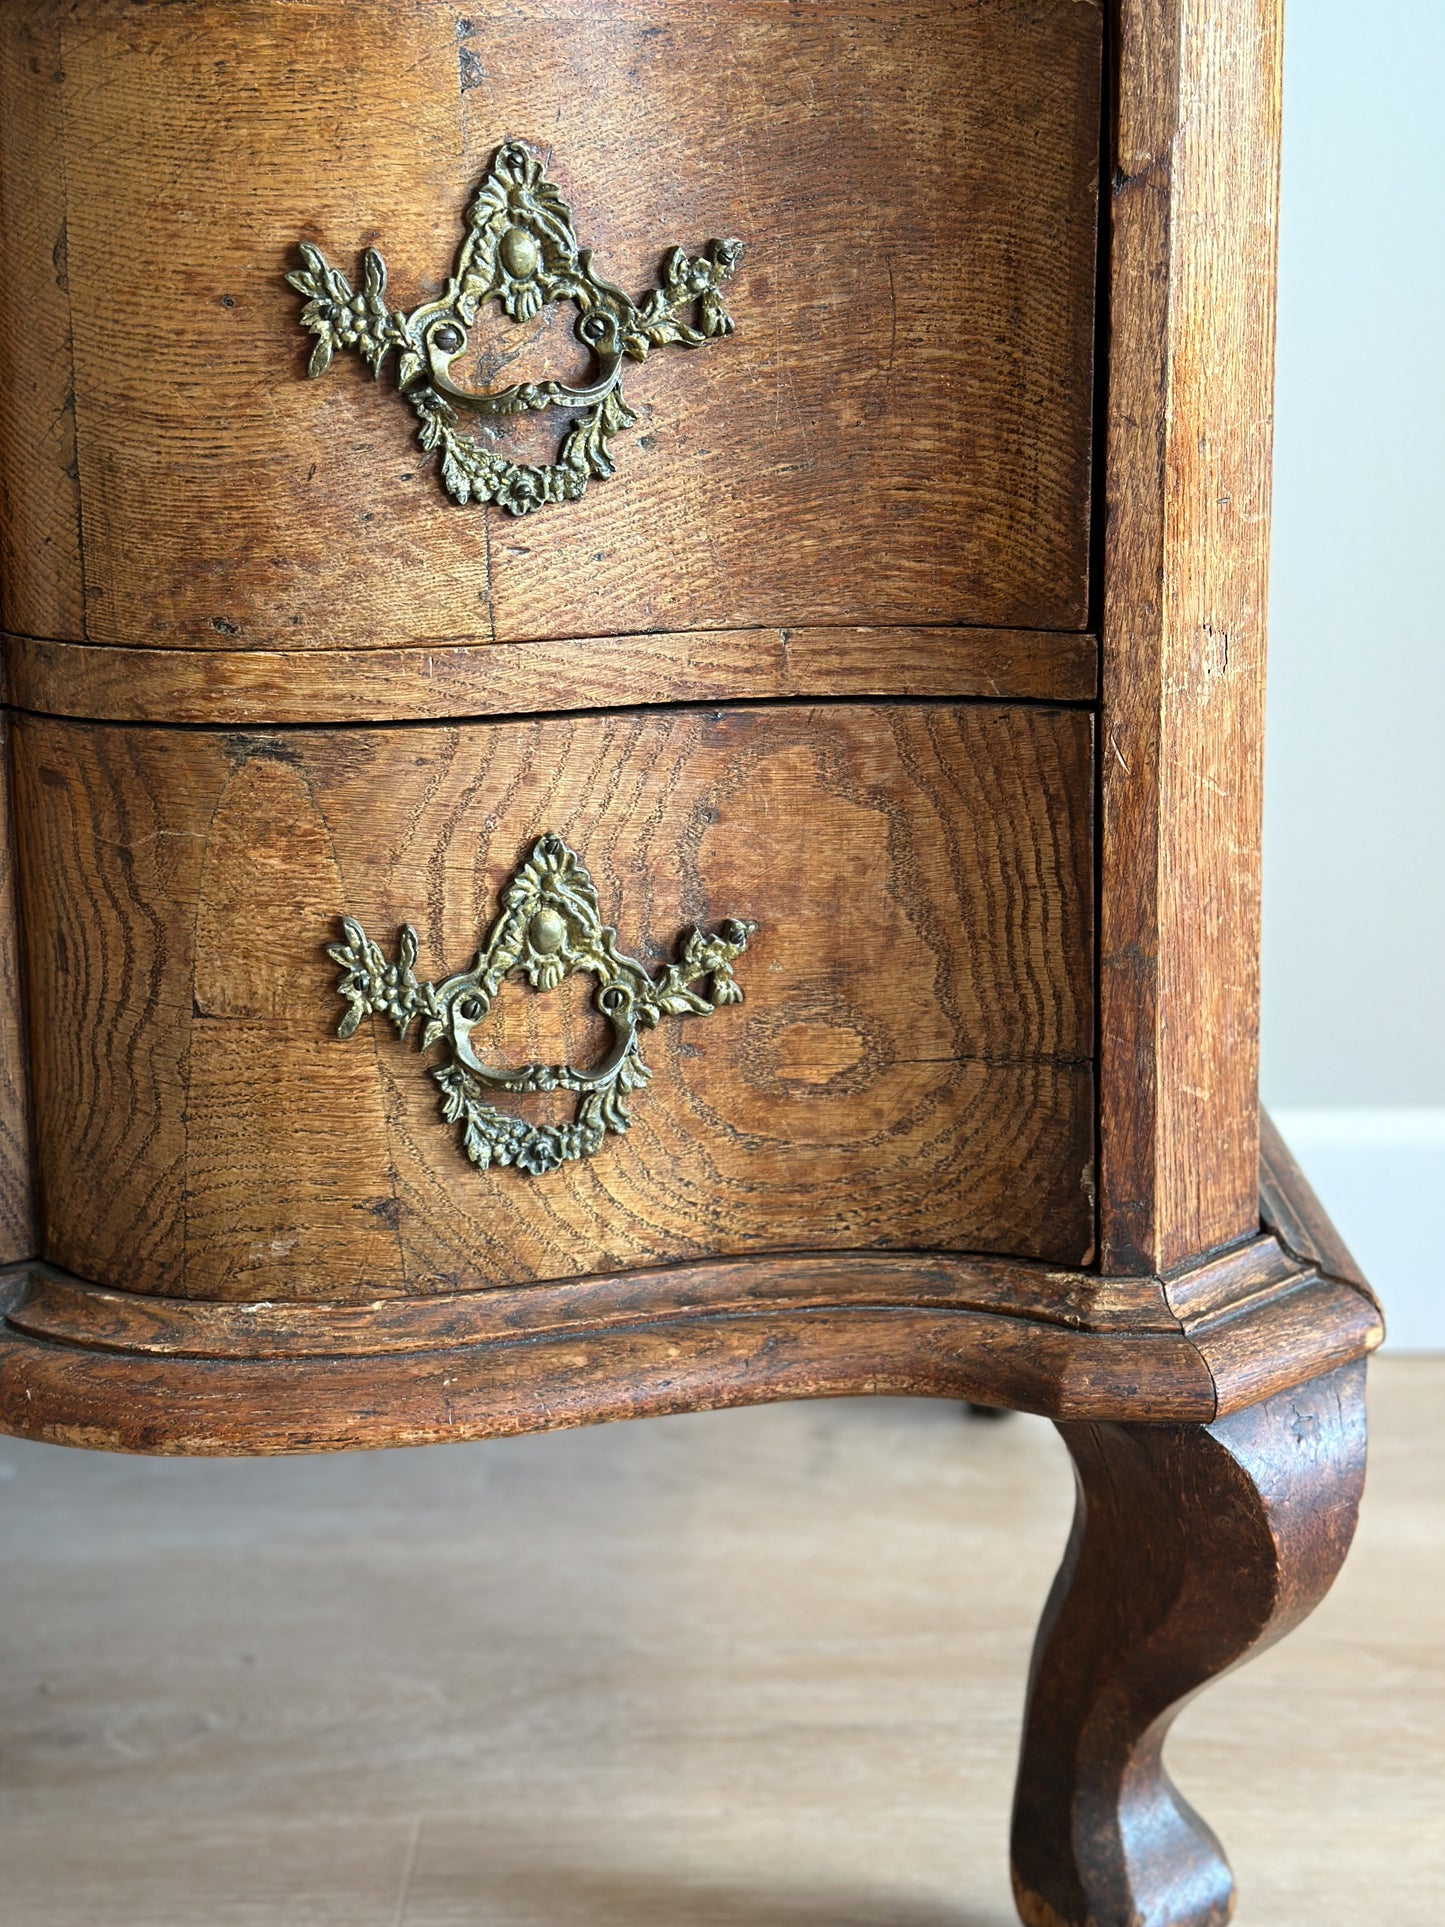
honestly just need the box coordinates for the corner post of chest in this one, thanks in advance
[1097,0,1287,1278]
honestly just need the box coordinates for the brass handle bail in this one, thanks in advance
[327,836,755,1176]
[288,140,742,517]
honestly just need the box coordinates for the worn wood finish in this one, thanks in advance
[1,626,1099,726]
[13,702,1095,1298]
[0,1246,1381,1454]
[0,0,1101,650]
[0,1229,1377,1363]
[0,6,82,642]
[0,1251,1195,1358]
[0,715,36,1261]
[1,1226,1381,1391]
[0,1287,1219,1456]
[1097,0,1284,1273]
[1011,1359,1368,1927]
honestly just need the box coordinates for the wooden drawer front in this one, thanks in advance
[1,0,1101,649]
[14,703,1094,1297]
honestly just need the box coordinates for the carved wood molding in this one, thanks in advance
[0,1225,1382,1454]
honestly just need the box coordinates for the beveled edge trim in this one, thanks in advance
[0,1302,1218,1455]
[0,1239,1382,1455]
[1259,1104,1380,1311]
[5,1249,1184,1362]
[1,625,1099,727]
[1159,1232,1299,1324]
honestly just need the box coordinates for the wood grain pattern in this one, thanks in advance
[1189,1272,1380,1417]
[0,715,36,1260]
[1012,1360,1368,1927]
[13,702,1095,1299]
[0,0,1100,648]
[1,626,1099,726]
[0,4,83,641]
[1097,0,1284,1272]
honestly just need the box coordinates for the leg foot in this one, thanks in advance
[1010,1361,1367,1927]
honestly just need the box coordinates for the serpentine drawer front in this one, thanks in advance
[14,704,1094,1298]
[0,0,1105,1324]
[0,0,1100,647]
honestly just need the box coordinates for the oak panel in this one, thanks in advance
[2,0,1101,648]
[0,5,83,640]
[1097,0,1282,1269]
[0,9,82,639]
[14,702,1095,1299]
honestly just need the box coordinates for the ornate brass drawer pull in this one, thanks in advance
[327,836,755,1176]
[288,140,742,516]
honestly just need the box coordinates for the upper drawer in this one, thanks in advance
[0,0,1101,650]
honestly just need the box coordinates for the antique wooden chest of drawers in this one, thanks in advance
[0,1,1383,1922]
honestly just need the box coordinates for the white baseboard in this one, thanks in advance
[1268,1107,1445,1351]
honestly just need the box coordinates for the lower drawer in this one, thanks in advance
[14,701,1094,1297]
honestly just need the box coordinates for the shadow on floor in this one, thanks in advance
[405,1862,1013,1927]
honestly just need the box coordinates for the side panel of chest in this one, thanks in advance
[14,702,1095,1296]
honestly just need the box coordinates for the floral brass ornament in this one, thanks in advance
[287,139,742,516]
[327,837,756,1176]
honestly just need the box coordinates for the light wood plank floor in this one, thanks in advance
[1,1357,1440,1924]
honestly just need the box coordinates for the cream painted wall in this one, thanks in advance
[1261,0,1444,1343]
[1262,0,1445,1105]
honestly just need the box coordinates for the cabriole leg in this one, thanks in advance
[1011,1361,1367,1927]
